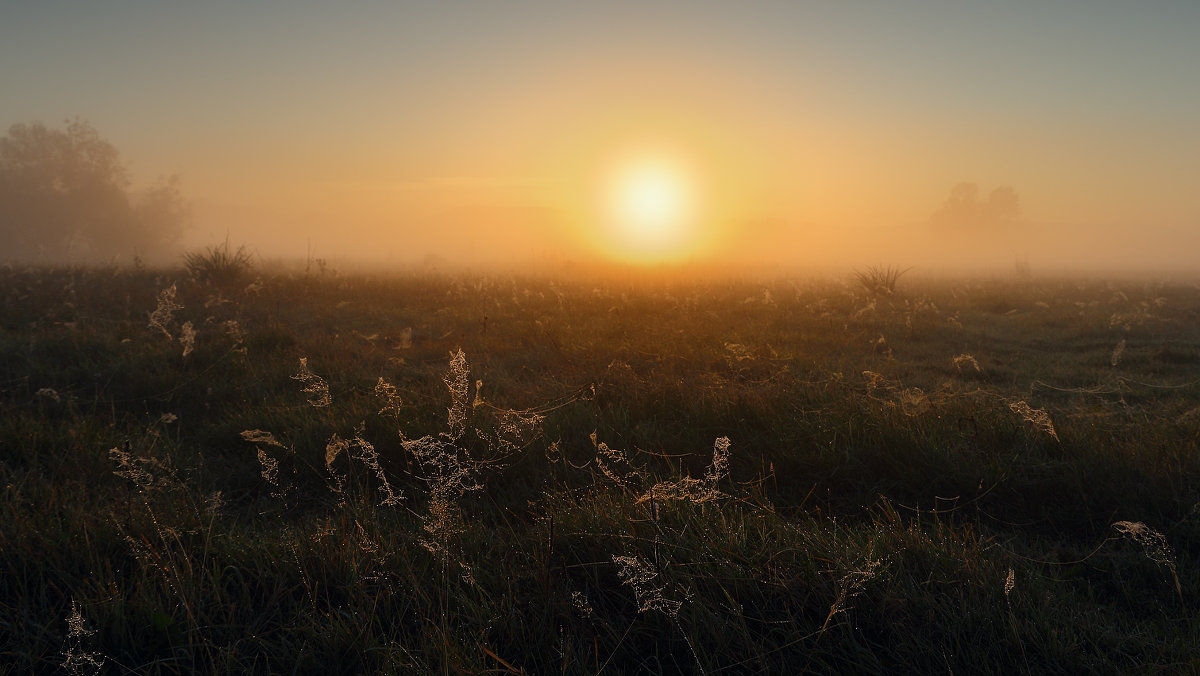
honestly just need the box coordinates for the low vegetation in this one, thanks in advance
[181,238,255,288]
[2,264,1199,673]
[854,264,910,296]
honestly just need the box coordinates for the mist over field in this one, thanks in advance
[3,3,1197,278]
[6,4,1200,674]
[186,186,1198,277]
[6,144,1197,278]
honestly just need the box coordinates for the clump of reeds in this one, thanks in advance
[854,265,910,296]
[182,237,254,287]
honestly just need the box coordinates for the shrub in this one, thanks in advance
[183,238,254,287]
[854,265,910,296]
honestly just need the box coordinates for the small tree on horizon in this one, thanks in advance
[931,182,1020,231]
[0,118,187,263]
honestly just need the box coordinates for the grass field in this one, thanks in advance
[3,263,1199,674]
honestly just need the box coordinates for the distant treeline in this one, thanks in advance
[0,118,186,263]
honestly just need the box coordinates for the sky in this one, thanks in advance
[2,1,1198,272]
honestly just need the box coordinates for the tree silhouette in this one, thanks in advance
[931,182,1020,231]
[0,118,186,262]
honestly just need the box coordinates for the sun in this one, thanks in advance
[616,164,685,233]
[603,156,697,261]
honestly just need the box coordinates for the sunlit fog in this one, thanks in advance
[6,5,1200,673]
[2,3,1198,275]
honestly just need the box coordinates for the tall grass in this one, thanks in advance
[1,265,1198,673]
[854,264,910,296]
[182,237,254,288]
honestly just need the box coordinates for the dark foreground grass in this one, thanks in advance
[2,264,1199,674]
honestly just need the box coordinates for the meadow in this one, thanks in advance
[2,261,1199,674]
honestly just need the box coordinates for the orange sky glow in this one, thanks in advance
[3,2,1198,273]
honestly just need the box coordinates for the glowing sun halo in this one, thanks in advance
[618,166,683,228]
[605,158,696,260]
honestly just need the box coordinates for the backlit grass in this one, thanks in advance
[2,264,1199,673]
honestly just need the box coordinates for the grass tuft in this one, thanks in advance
[183,237,254,288]
[854,264,910,296]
